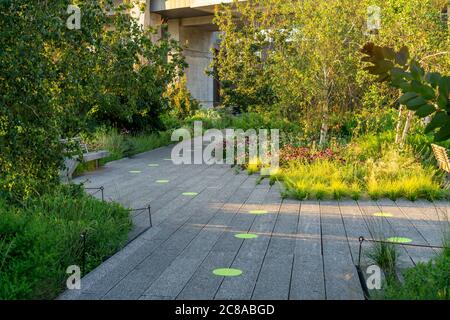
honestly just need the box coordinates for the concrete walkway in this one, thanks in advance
[59,143,449,300]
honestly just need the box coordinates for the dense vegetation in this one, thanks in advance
[0,0,448,300]
[0,185,131,299]
[0,0,187,201]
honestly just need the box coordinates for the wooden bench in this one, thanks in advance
[431,144,450,173]
[60,138,110,181]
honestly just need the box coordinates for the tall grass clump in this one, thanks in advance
[82,128,173,165]
[277,134,448,201]
[275,160,364,200]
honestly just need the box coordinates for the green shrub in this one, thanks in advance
[383,249,450,300]
[0,185,131,299]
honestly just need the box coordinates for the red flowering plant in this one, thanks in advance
[279,145,344,167]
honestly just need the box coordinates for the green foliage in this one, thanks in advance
[383,249,450,300]
[0,1,185,200]
[92,6,186,131]
[275,135,448,201]
[81,128,172,165]
[361,42,450,141]
[214,0,449,140]
[275,160,364,200]
[366,241,399,281]
[214,0,368,119]
[165,76,200,120]
[0,185,131,299]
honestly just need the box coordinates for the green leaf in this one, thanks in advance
[382,47,396,60]
[425,111,449,133]
[364,60,393,75]
[405,96,427,109]
[438,76,449,99]
[415,104,436,118]
[411,81,435,100]
[391,78,411,91]
[437,93,448,109]
[425,72,442,88]
[391,67,412,80]
[395,46,409,66]
[409,60,424,81]
[399,92,418,104]
[434,124,450,142]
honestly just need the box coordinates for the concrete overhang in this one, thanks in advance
[150,0,244,19]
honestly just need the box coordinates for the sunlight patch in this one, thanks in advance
[156,180,169,184]
[235,233,259,239]
[212,268,243,277]
[373,212,393,217]
[182,192,198,196]
[248,210,268,215]
[386,237,412,244]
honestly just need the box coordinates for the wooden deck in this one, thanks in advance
[58,143,449,300]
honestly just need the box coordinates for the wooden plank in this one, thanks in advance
[396,200,444,248]
[339,200,372,266]
[320,201,364,300]
[252,199,299,300]
[378,199,436,265]
[358,200,415,270]
[176,185,271,300]
[214,187,283,300]
[289,201,326,300]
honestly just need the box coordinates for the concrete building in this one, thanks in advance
[130,1,240,107]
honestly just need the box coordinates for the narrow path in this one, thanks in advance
[58,143,448,300]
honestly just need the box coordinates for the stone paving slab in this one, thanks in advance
[58,143,447,301]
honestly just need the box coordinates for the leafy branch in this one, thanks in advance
[361,43,450,141]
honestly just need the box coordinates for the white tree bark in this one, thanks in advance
[401,111,414,145]
[319,102,329,146]
[395,106,404,144]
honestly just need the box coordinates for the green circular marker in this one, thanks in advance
[148,164,159,167]
[386,237,413,244]
[235,233,259,239]
[213,268,243,277]
[249,210,268,215]
[156,180,169,183]
[182,192,198,196]
[129,170,141,174]
[373,212,393,217]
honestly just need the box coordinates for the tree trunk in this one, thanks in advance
[400,111,413,145]
[395,106,404,144]
[319,102,329,146]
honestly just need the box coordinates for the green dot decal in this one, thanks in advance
[386,237,413,244]
[248,210,268,215]
[373,212,393,217]
[213,268,243,277]
[156,180,169,184]
[148,164,159,167]
[182,192,198,196]
[235,233,259,239]
[129,170,141,174]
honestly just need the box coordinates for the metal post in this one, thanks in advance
[100,186,104,202]
[358,236,365,268]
